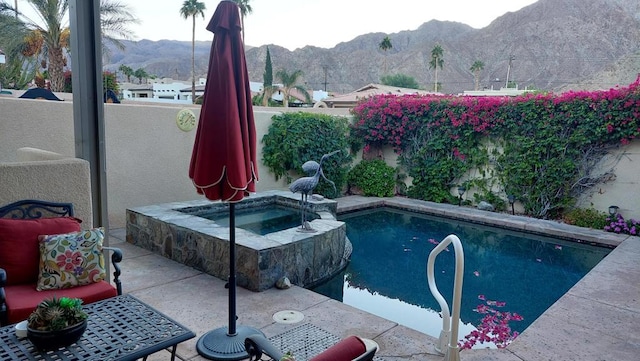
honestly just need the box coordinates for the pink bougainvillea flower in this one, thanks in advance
[473,271,480,277]
[554,245,562,250]
[461,294,523,350]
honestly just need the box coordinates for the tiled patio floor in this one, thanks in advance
[112,196,640,361]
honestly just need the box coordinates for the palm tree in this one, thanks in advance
[429,44,444,92]
[180,0,206,103]
[118,64,133,83]
[470,60,485,91]
[231,0,252,42]
[0,3,35,89]
[133,67,148,84]
[275,68,310,107]
[378,36,392,74]
[99,0,139,59]
[9,0,137,92]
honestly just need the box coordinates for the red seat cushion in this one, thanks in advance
[310,335,367,361]
[0,217,81,285]
[5,281,117,324]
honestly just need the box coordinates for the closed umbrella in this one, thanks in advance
[189,1,261,360]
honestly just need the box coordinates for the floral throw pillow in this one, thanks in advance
[36,227,107,291]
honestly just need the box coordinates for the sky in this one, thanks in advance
[119,0,539,50]
[13,0,538,50]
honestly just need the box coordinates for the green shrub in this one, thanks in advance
[563,208,608,229]
[347,159,396,197]
[262,112,352,197]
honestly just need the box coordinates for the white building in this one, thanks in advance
[121,79,204,104]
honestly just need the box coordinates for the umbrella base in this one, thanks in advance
[196,325,264,360]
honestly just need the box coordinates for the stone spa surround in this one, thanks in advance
[125,191,349,291]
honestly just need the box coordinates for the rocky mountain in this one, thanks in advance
[104,0,640,94]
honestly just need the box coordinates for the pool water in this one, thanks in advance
[197,205,319,235]
[312,207,611,340]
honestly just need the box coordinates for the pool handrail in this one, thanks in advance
[426,234,464,361]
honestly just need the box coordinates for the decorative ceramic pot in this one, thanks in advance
[27,319,87,350]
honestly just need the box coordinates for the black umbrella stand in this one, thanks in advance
[196,203,264,360]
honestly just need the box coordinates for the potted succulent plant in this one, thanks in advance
[27,296,89,350]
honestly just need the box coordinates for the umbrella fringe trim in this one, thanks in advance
[191,163,259,203]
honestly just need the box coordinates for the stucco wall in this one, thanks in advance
[0,96,351,227]
[0,154,93,229]
[2,94,638,226]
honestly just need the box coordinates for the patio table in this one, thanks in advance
[0,294,195,361]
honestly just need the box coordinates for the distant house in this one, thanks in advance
[178,84,206,101]
[461,86,534,97]
[121,78,202,104]
[121,84,153,100]
[315,83,436,109]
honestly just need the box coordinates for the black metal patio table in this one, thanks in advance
[0,294,195,361]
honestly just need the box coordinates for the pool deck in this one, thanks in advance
[115,196,639,361]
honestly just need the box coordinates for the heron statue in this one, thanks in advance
[289,150,340,232]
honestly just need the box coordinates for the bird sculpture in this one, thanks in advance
[289,150,340,231]
[301,160,336,194]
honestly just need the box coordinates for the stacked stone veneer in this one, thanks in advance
[126,191,347,291]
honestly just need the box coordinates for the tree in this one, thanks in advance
[0,2,35,89]
[378,36,392,74]
[261,46,275,106]
[118,64,133,83]
[5,0,137,92]
[133,68,148,84]
[275,68,310,107]
[470,60,485,91]
[99,0,139,59]
[429,44,444,92]
[380,73,420,89]
[231,0,252,42]
[102,70,118,93]
[180,0,205,103]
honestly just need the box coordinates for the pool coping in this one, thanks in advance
[335,196,639,361]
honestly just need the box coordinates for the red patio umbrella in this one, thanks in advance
[189,1,261,360]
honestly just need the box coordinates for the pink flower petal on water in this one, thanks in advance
[555,245,562,250]
[478,294,486,300]
[428,238,439,245]
[473,271,480,277]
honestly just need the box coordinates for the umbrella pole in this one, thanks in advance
[228,203,236,335]
[196,203,264,360]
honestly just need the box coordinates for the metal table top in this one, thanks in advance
[0,294,195,361]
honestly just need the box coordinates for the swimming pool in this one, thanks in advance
[312,207,611,340]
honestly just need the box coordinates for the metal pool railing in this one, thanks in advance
[426,234,464,361]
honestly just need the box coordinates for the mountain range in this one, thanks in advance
[104,0,640,95]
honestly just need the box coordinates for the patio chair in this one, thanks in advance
[245,323,378,361]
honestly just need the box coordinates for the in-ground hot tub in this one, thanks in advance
[125,190,348,291]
